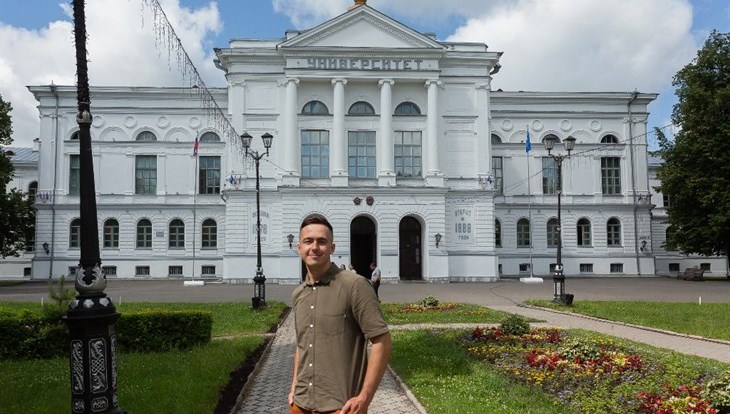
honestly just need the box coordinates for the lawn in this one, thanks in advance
[0,301,286,413]
[381,297,540,325]
[526,300,730,341]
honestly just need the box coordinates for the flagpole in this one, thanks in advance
[192,134,198,281]
[527,126,534,277]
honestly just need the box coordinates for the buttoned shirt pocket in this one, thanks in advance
[319,312,347,336]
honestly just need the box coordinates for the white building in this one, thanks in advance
[19,2,726,282]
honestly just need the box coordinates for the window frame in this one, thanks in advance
[606,217,622,246]
[348,131,376,178]
[103,219,119,249]
[169,219,185,249]
[394,101,421,116]
[542,157,558,194]
[301,130,330,178]
[135,155,157,195]
[492,156,503,194]
[69,154,80,195]
[348,101,375,115]
[301,100,329,115]
[394,130,422,178]
[69,218,81,249]
[547,218,559,248]
[517,218,531,247]
[136,218,153,249]
[135,130,157,142]
[495,219,502,248]
[201,218,217,249]
[577,218,592,246]
[198,156,221,194]
[601,157,621,195]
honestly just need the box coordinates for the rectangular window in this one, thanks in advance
[663,194,672,209]
[498,264,502,274]
[201,265,216,276]
[517,220,531,247]
[394,131,422,177]
[700,263,711,271]
[492,156,503,194]
[542,157,558,194]
[610,263,624,273]
[348,131,376,178]
[135,155,157,194]
[301,130,330,178]
[68,266,77,277]
[69,154,80,195]
[549,263,557,273]
[168,265,183,276]
[198,156,221,194]
[102,266,117,276]
[601,157,621,195]
[135,266,150,276]
[579,263,594,273]
[25,240,35,252]
[668,263,680,272]
[24,267,32,277]
[518,263,530,273]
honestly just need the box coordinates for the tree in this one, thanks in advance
[657,31,730,257]
[0,95,35,258]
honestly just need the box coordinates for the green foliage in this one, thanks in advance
[417,295,439,307]
[499,313,531,336]
[558,337,601,360]
[0,95,35,258]
[702,369,730,412]
[47,275,76,309]
[657,30,730,256]
[0,309,68,359]
[116,310,212,353]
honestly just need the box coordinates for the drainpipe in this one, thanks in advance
[49,83,60,279]
[628,90,640,275]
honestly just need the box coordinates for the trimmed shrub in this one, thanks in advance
[500,314,531,336]
[116,310,212,353]
[417,296,440,308]
[0,309,68,359]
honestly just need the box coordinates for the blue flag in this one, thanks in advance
[525,129,532,153]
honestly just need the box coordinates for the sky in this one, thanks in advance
[1,0,729,149]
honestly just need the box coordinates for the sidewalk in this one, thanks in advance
[234,305,729,413]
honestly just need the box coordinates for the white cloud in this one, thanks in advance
[447,0,698,92]
[0,0,222,147]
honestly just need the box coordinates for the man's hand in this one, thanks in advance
[341,392,372,414]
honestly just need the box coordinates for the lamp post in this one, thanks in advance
[64,1,123,413]
[241,132,273,309]
[543,135,576,305]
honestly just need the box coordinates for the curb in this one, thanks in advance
[387,366,429,414]
[517,304,730,347]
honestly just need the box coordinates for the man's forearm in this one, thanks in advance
[359,332,392,402]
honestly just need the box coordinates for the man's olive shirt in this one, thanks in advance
[291,263,389,412]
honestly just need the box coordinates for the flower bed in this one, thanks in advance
[461,326,727,413]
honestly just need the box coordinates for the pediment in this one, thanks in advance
[279,5,445,50]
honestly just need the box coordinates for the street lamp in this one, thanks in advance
[544,135,576,305]
[241,132,273,309]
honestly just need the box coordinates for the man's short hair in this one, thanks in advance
[300,214,333,235]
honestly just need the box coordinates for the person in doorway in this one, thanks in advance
[370,262,382,298]
[290,215,392,414]
[340,264,347,270]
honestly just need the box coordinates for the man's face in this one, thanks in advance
[298,223,335,269]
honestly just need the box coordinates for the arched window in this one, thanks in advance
[601,134,619,144]
[394,102,421,115]
[103,219,119,249]
[70,131,79,140]
[491,134,502,144]
[302,100,329,115]
[547,218,559,248]
[202,218,217,249]
[495,219,502,248]
[542,133,561,144]
[199,131,220,142]
[517,218,531,247]
[169,219,185,249]
[136,219,152,249]
[607,218,621,246]
[28,181,38,204]
[577,218,592,246]
[136,131,157,141]
[69,218,81,249]
[664,226,677,251]
[348,101,375,115]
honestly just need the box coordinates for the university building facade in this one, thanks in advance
[17,3,726,282]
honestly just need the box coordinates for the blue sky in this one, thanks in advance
[1,0,729,148]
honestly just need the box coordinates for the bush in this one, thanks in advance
[702,369,730,413]
[116,309,212,353]
[0,309,68,359]
[558,337,602,361]
[418,296,440,308]
[500,314,530,336]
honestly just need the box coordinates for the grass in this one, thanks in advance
[526,300,730,341]
[381,301,540,325]
[0,301,286,413]
[390,329,576,413]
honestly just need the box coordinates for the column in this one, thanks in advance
[229,80,245,133]
[378,79,395,186]
[283,78,300,186]
[476,79,491,183]
[425,79,443,186]
[331,78,348,186]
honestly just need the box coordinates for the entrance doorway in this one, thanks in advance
[399,216,422,280]
[350,216,376,278]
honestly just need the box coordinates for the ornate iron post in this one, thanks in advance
[240,132,273,309]
[64,1,123,413]
[544,135,576,305]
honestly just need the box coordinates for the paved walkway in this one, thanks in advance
[234,304,729,413]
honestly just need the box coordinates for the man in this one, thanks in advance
[369,262,381,298]
[289,215,392,414]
